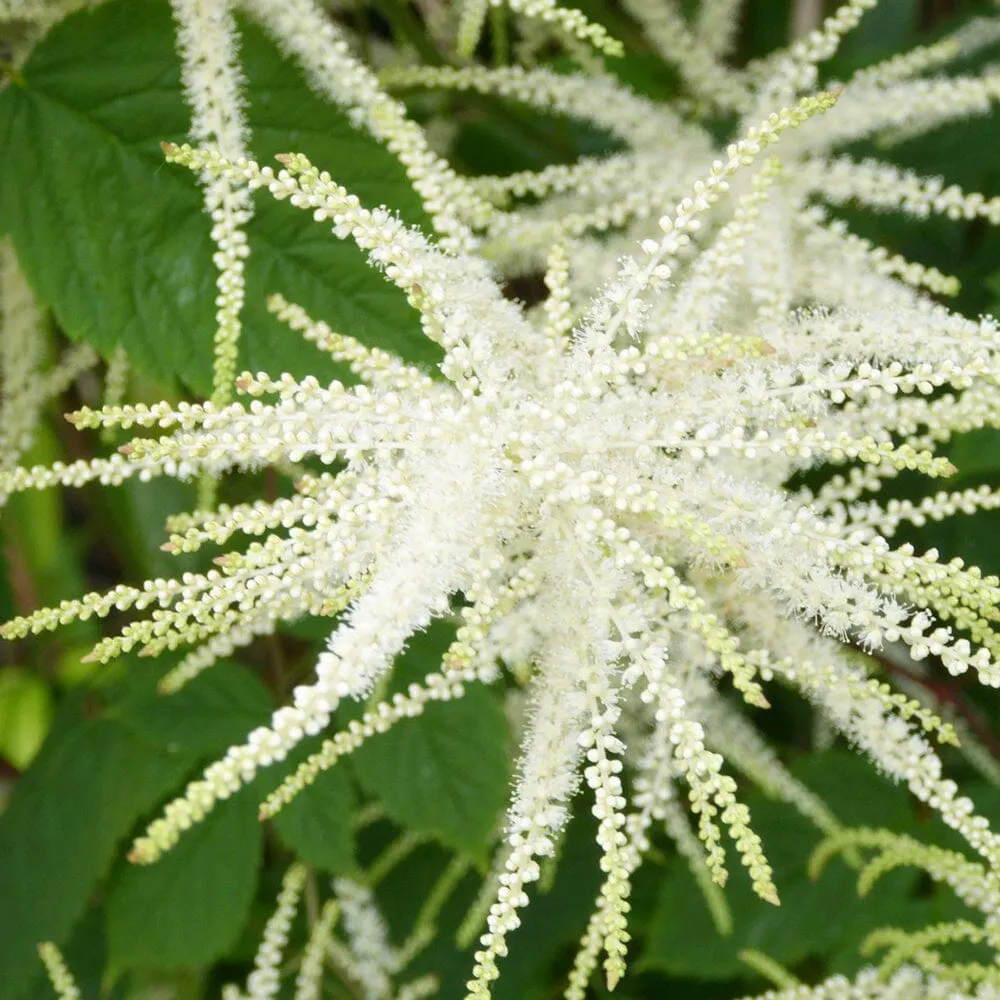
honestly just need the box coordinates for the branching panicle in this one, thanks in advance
[14,1,1000,998]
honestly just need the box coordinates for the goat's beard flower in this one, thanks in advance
[383,0,1000,326]
[8,4,1000,996]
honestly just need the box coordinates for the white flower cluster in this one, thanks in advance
[170,0,252,415]
[9,0,1000,997]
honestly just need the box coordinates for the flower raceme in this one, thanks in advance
[6,0,1000,998]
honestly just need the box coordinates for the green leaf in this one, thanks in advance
[0,659,275,998]
[105,785,262,971]
[905,427,1000,578]
[606,53,681,103]
[112,659,274,760]
[101,475,202,581]
[946,428,1000,483]
[350,624,510,855]
[0,0,438,396]
[270,750,356,874]
[0,704,199,1000]
[0,667,53,770]
[827,0,919,76]
[449,89,619,179]
[21,905,127,1000]
[640,751,921,981]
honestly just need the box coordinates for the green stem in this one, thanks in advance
[490,4,509,67]
[414,854,472,933]
[366,830,425,886]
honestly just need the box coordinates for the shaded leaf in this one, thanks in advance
[350,625,510,856]
[113,659,274,760]
[106,785,262,971]
[0,0,437,396]
[0,705,196,1000]
[270,747,356,874]
[21,905,127,1000]
[0,667,53,770]
[0,659,275,997]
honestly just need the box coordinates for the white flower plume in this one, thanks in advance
[9,2,1000,998]
[7,81,1000,995]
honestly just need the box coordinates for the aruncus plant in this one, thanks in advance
[5,0,1000,996]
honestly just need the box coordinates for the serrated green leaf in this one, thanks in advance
[0,0,438,396]
[0,704,199,1000]
[640,751,921,981]
[106,785,262,972]
[350,625,510,856]
[0,661,274,998]
[270,751,356,874]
